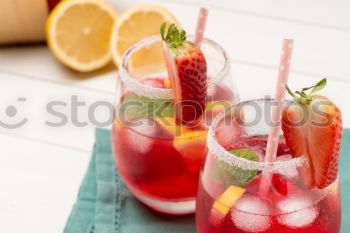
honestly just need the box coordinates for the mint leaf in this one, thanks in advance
[212,149,259,187]
[119,94,175,120]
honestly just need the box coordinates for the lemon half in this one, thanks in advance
[110,4,178,71]
[46,0,118,72]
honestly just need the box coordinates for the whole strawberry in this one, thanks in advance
[282,78,342,189]
[161,23,207,126]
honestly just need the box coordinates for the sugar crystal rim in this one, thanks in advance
[119,35,230,99]
[207,98,307,172]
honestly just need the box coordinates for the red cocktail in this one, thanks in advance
[112,29,237,214]
[196,96,342,232]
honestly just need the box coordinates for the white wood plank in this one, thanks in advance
[0,57,349,155]
[155,0,350,31]
[1,0,349,85]
[107,0,350,83]
[0,45,117,94]
[0,134,90,233]
[234,62,350,128]
[0,72,114,151]
[181,0,350,31]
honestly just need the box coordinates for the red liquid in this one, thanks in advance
[196,137,341,233]
[112,76,236,206]
[112,122,200,200]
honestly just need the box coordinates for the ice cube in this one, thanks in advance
[215,118,244,148]
[231,195,271,232]
[276,154,299,181]
[277,194,318,228]
[126,118,158,154]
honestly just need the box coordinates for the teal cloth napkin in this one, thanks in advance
[64,128,350,233]
[64,128,195,233]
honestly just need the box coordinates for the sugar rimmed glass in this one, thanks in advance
[196,98,341,232]
[112,35,238,214]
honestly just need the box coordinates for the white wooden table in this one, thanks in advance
[1,0,349,232]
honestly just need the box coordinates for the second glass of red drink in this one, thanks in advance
[196,98,342,233]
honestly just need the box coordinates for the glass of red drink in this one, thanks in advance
[112,35,237,214]
[196,99,341,233]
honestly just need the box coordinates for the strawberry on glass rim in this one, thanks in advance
[282,78,343,189]
[160,23,207,126]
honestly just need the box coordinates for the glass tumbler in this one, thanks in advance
[196,99,341,232]
[111,35,238,214]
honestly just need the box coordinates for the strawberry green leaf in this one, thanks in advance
[119,94,174,120]
[296,91,311,99]
[310,78,327,94]
[180,30,186,41]
[286,85,297,98]
[286,78,327,105]
[211,149,259,187]
[301,85,315,92]
[160,22,166,40]
[295,91,303,96]
[160,22,187,49]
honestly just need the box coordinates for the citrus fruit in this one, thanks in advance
[110,4,178,71]
[46,0,118,72]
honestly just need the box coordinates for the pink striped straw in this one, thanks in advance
[194,7,208,45]
[259,39,294,195]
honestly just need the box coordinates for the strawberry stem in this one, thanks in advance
[286,78,327,105]
[286,85,297,99]
[160,22,187,49]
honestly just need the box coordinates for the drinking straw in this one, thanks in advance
[194,7,208,45]
[259,39,294,196]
